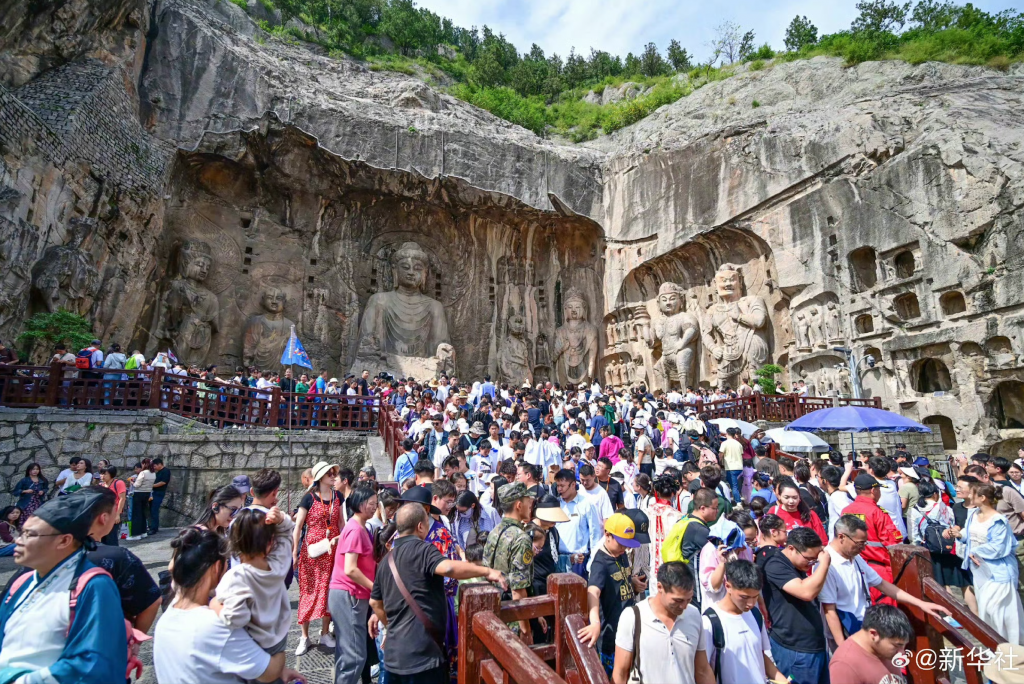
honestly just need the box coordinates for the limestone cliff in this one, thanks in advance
[2,0,1024,456]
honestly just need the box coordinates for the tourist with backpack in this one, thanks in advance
[0,488,128,684]
[702,559,789,684]
[75,338,104,376]
[820,514,948,648]
[909,480,970,594]
[611,561,714,684]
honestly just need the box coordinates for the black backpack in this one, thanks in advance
[703,605,764,684]
[917,504,954,556]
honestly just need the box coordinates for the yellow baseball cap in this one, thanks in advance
[604,513,641,548]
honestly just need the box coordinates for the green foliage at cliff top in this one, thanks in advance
[252,0,1023,139]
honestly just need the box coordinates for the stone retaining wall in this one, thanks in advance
[0,407,371,525]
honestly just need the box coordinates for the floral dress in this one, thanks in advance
[14,477,48,525]
[297,491,341,624]
[426,518,459,682]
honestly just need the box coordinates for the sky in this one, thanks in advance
[415,0,1024,63]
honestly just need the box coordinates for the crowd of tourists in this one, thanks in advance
[3,371,1024,684]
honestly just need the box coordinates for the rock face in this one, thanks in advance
[2,0,1024,456]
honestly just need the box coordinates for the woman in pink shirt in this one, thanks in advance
[597,424,624,464]
[328,486,379,684]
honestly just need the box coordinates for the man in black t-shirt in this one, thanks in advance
[594,457,625,511]
[149,458,170,535]
[88,485,162,631]
[370,503,505,683]
[577,513,647,673]
[761,526,832,684]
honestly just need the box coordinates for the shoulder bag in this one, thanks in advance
[386,551,447,657]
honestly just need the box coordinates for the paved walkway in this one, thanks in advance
[0,530,339,684]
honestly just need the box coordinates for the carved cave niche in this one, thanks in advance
[912,358,953,393]
[615,227,782,389]
[922,414,958,450]
[991,381,1024,430]
[961,341,984,357]
[862,346,883,366]
[849,247,878,293]
[939,291,967,317]
[792,353,848,397]
[855,314,875,335]
[894,250,916,279]
[990,439,1024,461]
[893,293,921,321]
[986,336,1014,356]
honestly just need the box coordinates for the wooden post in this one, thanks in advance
[549,574,587,679]
[269,387,281,427]
[459,583,502,684]
[889,546,942,684]
[149,367,164,409]
[46,361,63,406]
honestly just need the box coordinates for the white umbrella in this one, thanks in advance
[709,418,759,439]
[764,428,831,453]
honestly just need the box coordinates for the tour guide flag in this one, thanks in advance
[281,325,313,369]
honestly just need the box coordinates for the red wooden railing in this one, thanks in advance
[694,393,881,422]
[0,363,377,431]
[459,574,607,684]
[889,545,1003,684]
[377,404,406,467]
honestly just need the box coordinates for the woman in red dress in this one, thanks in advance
[293,461,342,655]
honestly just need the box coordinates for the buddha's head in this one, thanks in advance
[392,242,430,292]
[563,288,588,323]
[657,282,684,315]
[179,240,213,282]
[261,287,286,315]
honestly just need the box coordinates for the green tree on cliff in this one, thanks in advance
[754,363,785,395]
[784,15,819,51]
[639,42,668,77]
[17,310,94,360]
[852,0,912,33]
[666,39,692,71]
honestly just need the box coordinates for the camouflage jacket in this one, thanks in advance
[483,517,534,592]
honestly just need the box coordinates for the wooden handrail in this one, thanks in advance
[563,614,610,684]
[472,612,568,684]
[479,659,507,684]
[889,545,1004,684]
[497,595,555,623]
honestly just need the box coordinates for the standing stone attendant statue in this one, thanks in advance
[243,287,294,370]
[498,311,532,385]
[355,241,450,361]
[647,282,701,391]
[156,239,219,367]
[552,287,599,386]
[702,263,770,389]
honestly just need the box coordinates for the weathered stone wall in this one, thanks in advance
[0,407,371,525]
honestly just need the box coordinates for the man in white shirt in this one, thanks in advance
[486,422,514,459]
[821,515,949,645]
[613,561,714,684]
[632,419,654,478]
[702,559,789,684]
[553,469,603,577]
[578,463,614,524]
[432,431,462,474]
[565,423,588,454]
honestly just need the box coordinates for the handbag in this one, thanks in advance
[306,494,336,559]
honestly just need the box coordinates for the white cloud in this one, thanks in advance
[415,0,1023,61]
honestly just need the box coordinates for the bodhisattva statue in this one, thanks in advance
[552,287,599,386]
[156,239,219,367]
[498,311,532,385]
[243,287,294,370]
[355,242,450,360]
[435,343,456,377]
[702,263,770,389]
[30,218,100,314]
[646,282,700,391]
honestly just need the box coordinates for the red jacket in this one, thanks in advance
[842,495,903,568]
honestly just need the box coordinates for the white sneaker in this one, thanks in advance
[126,536,142,541]
[329,621,334,635]
[320,633,336,649]
[371,665,380,678]
[295,637,311,656]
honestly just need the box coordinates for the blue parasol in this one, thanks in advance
[785,405,931,453]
